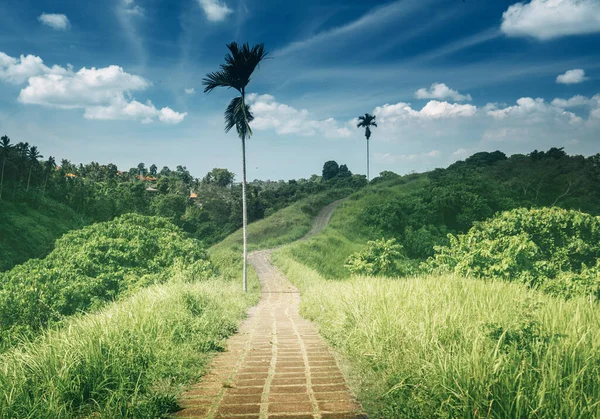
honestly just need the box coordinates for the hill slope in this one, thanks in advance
[0,199,85,271]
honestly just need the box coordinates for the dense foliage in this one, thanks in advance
[361,148,600,260]
[0,135,366,270]
[0,213,212,349]
[424,207,600,298]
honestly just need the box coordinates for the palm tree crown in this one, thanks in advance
[357,113,377,140]
[0,135,13,158]
[203,42,268,142]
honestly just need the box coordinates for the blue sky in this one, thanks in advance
[0,0,599,181]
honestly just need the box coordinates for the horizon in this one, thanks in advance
[1,0,599,180]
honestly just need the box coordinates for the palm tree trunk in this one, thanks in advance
[367,138,370,181]
[27,165,32,192]
[0,157,5,201]
[42,174,48,198]
[241,137,248,293]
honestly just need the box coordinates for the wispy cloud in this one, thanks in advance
[272,0,433,58]
[116,0,146,66]
[411,28,501,63]
[375,150,440,164]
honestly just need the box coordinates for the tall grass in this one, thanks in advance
[273,251,600,418]
[0,272,259,418]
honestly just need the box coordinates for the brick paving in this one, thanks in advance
[175,201,366,419]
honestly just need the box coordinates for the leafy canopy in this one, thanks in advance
[423,207,600,299]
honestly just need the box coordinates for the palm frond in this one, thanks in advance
[208,42,269,93]
[203,70,236,93]
[224,96,254,140]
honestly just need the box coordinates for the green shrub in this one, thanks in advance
[345,238,414,277]
[0,213,213,349]
[423,207,600,298]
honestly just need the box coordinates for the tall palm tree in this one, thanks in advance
[0,135,13,201]
[357,113,377,181]
[203,42,268,293]
[26,146,43,192]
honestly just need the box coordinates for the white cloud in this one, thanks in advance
[185,88,196,94]
[487,94,600,124]
[501,0,600,40]
[374,100,476,122]
[38,13,70,30]
[197,0,233,22]
[551,94,591,108]
[0,51,185,124]
[0,52,69,84]
[556,69,587,84]
[415,83,472,102]
[246,93,352,138]
[419,101,477,118]
[84,98,187,124]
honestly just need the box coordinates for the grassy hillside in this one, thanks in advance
[283,174,429,278]
[0,199,85,271]
[271,151,600,417]
[273,252,600,418]
[0,277,257,418]
[0,189,346,417]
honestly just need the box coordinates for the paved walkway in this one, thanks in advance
[175,201,366,419]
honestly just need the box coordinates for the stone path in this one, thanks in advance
[175,200,366,419]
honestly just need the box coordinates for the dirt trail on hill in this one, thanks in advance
[175,199,367,419]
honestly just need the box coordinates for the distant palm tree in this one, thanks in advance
[0,135,13,201]
[26,146,43,192]
[203,42,268,293]
[42,156,56,198]
[357,113,377,181]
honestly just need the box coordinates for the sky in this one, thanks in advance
[0,0,599,181]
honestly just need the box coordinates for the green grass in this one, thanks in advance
[273,251,600,418]
[0,270,259,418]
[282,174,429,278]
[0,198,85,271]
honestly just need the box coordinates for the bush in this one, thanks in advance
[0,213,213,349]
[423,207,600,298]
[345,238,414,277]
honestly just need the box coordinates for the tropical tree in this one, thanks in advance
[0,135,13,200]
[203,42,268,292]
[357,113,377,180]
[26,146,43,192]
[42,156,56,197]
